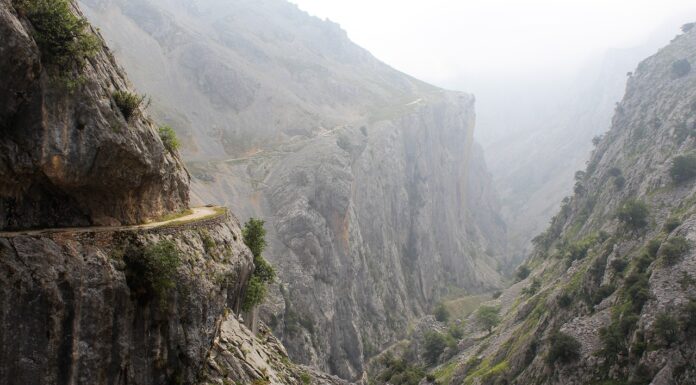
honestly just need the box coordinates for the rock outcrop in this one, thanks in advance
[1,2,354,384]
[78,0,508,379]
[0,0,189,230]
[0,212,254,385]
[369,24,696,385]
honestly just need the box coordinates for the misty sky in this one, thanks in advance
[291,0,696,87]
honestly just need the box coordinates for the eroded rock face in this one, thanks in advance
[0,0,189,230]
[0,214,254,385]
[77,0,508,379]
[200,316,353,385]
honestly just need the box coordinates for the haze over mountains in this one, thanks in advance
[2,0,696,384]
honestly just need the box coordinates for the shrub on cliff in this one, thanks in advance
[241,218,276,312]
[670,153,696,183]
[653,313,679,346]
[672,59,692,78]
[113,90,147,121]
[476,305,500,333]
[423,331,447,365]
[434,303,450,322]
[546,332,581,365]
[516,264,531,281]
[616,200,649,231]
[158,125,181,152]
[14,0,99,74]
[660,236,690,265]
[125,240,181,307]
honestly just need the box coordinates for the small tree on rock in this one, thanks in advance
[476,305,500,333]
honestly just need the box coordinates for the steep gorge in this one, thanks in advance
[77,0,508,379]
[369,24,696,385]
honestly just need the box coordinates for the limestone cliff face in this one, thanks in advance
[259,93,504,379]
[0,2,352,384]
[0,0,189,230]
[372,25,696,385]
[78,0,508,380]
[0,214,254,385]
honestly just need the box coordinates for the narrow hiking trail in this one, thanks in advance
[0,206,225,238]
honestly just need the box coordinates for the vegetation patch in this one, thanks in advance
[671,59,691,79]
[670,153,696,183]
[124,240,181,308]
[113,90,148,121]
[616,200,649,231]
[377,353,425,385]
[434,302,450,322]
[659,236,690,265]
[14,0,99,76]
[652,313,678,347]
[476,305,501,333]
[546,331,581,365]
[159,125,181,152]
[241,218,277,312]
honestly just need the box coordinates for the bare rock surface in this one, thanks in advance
[0,0,189,230]
[0,213,253,385]
[78,0,508,379]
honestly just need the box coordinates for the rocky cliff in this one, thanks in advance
[369,24,696,385]
[0,0,189,230]
[0,1,353,384]
[77,0,508,379]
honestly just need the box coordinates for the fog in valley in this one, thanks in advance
[3,0,696,384]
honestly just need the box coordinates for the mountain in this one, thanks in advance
[471,26,685,265]
[77,0,508,379]
[369,23,696,385]
[0,1,347,384]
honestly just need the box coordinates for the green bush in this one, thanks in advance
[476,305,501,333]
[516,265,531,280]
[113,90,147,121]
[624,272,651,313]
[522,278,541,296]
[241,218,276,312]
[377,355,425,385]
[659,236,690,265]
[242,276,267,312]
[610,258,628,273]
[434,303,450,323]
[616,200,649,231]
[14,0,99,73]
[158,125,181,152]
[422,331,447,365]
[546,332,581,365]
[448,322,464,339]
[663,217,682,233]
[672,59,691,78]
[557,292,573,308]
[613,175,626,190]
[670,154,696,183]
[646,239,662,258]
[125,240,181,307]
[560,235,596,262]
[299,371,311,385]
[653,313,679,346]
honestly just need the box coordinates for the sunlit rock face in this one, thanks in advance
[79,0,507,379]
